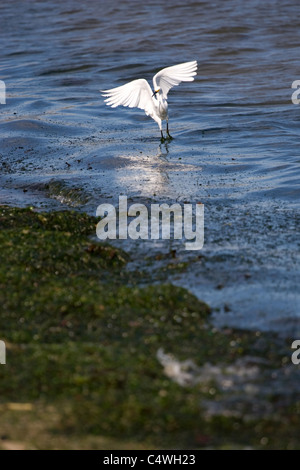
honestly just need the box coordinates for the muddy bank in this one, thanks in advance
[0,206,299,449]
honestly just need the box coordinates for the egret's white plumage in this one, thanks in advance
[101,61,197,140]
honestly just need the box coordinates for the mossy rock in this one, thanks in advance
[0,206,298,449]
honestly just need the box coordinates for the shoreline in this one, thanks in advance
[1,205,299,449]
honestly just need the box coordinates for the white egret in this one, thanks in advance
[101,61,197,141]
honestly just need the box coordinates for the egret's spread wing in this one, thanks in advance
[153,61,197,99]
[101,79,153,115]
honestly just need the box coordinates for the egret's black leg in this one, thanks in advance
[160,130,165,143]
[166,119,173,140]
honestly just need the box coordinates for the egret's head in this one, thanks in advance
[152,88,160,97]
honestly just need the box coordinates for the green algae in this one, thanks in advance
[0,206,299,449]
[46,180,91,206]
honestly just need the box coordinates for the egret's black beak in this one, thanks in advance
[152,91,157,97]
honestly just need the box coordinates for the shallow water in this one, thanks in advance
[0,0,299,334]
